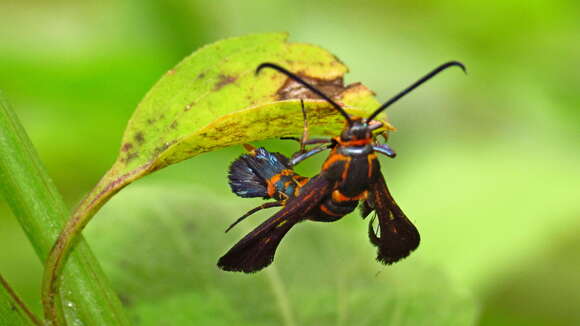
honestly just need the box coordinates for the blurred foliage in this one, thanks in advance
[0,0,578,325]
[88,184,478,325]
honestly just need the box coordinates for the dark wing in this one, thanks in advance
[367,174,420,264]
[218,174,333,273]
[228,147,292,199]
[228,153,268,198]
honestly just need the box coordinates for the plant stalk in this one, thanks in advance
[0,92,131,326]
[42,166,143,325]
[0,273,42,325]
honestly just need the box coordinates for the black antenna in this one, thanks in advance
[367,61,466,122]
[256,63,353,125]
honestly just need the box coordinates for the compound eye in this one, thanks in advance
[355,126,370,140]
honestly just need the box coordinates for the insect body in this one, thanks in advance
[218,61,466,273]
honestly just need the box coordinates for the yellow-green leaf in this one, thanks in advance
[118,33,389,173]
[100,32,391,206]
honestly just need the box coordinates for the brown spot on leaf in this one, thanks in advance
[146,118,155,125]
[118,293,132,307]
[126,152,138,162]
[244,95,257,106]
[277,73,354,101]
[134,132,145,144]
[202,121,249,142]
[340,82,372,96]
[197,72,206,79]
[331,54,346,66]
[170,120,178,129]
[214,74,237,91]
[153,140,175,156]
[166,69,176,76]
[119,260,131,269]
[183,221,196,233]
[121,143,133,152]
[184,102,194,111]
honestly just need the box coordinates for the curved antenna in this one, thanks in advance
[257,63,353,125]
[367,61,467,121]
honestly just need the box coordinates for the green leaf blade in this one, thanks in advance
[0,93,131,325]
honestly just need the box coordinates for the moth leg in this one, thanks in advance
[359,199,374,219]
[280,137,331,145]
[280,100,331,148]
[280,100,332,166]
[289,145,330,167]
[242,143,257,152]
[225,201,283,233]
[279,136,301,142]
[373,144,397,158]
[299,99,309,153]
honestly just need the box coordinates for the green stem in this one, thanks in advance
[42,166,142,325]
[0,92,132,326]
[265,266,296,326]
[0,274,42,325]
[41,125,151,325]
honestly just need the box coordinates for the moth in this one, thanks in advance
[218,61,466,273]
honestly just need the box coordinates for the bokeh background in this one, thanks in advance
[1,1,579,325]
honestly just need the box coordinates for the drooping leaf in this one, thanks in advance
[100,32,390,202]
[87,184,479,326]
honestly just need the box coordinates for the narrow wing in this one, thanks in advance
[367,174,420,264]
[218,174,333,273]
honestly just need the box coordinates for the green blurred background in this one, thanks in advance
[1,1,579,325]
